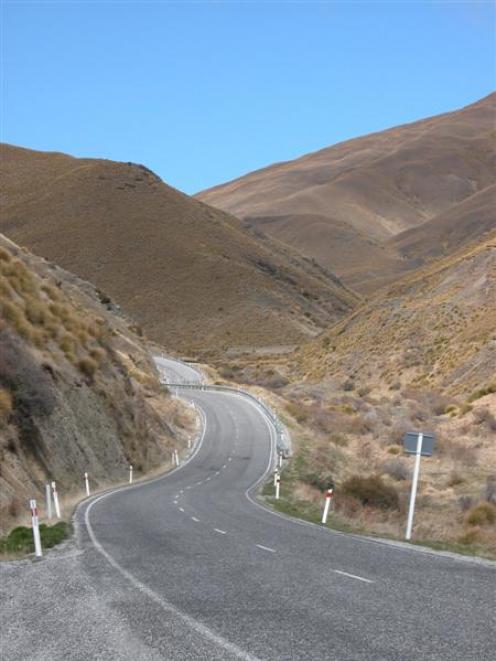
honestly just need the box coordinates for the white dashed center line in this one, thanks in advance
[256,544,276,553]
[214,528,227,535]
[191,516,200,523]
[333,570,373,584]
[179,507,185,512]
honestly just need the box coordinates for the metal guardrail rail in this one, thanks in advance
[165,382,292,457]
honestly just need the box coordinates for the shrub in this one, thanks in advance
[381,459,410,481]
[464,502,496,527]
[1,300,25,328]
[341,475,399,510]
[59,334,76,355]
[0,247,12,262]
[329,432,348,447]
[303,472,334,492]
[447,471,465,487]
[0,521,69,555]
[449,442,477,465]
[285,401,309,423]
[468,382,496,402]
[89,347,106,365]
[77,357,98,378]
[24,300,49,326]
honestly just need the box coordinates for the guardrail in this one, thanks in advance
[165,382,292,458]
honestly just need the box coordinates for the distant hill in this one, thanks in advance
[0,144,357,356]
[0,234,193,533]
[198,94,496,294]
[299,232,496,397]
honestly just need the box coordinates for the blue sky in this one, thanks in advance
[2,1,495,193]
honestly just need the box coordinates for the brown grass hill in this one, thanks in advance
[221,234,496,555]
[197,93,496,294]
[0,234,194,534]
[299,233,496,396]
[0,144,358,358]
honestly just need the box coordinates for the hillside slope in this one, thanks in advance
[0,235,193,534]
[198,93,495,293]
[0,144,357,356]
[221,233,496,554]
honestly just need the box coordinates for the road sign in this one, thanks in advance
[402,431,436,540]
[403,431,435,456]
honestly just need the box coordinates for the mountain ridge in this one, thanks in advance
[197,93,495,293]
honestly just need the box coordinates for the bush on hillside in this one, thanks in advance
[381,459,410,481]
[464,502,496,527]
[341,475,399,510]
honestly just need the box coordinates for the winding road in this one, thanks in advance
[76,357,495,660]
[2,357,494,660]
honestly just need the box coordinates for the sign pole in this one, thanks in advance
[30,499,43,558]
[405,432,423,540]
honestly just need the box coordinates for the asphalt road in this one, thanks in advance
[79,358,495,660]
[2,358,494,660]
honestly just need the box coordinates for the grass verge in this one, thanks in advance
[0,522,70,557]
[259,475,496,561]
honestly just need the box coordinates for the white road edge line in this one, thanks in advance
[333,569,374,584]
[214,528,227,535]
[256,544,276,553]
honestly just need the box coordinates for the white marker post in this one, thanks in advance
[278,453,283,470]
[30,499,43,558]
[273,469,279,487]
[51,481,61,519]
[321,488,334,525]
[275,473,281,500]
[45,483,52,520]
[129,464,133,484]
[84,472,90,497]
[405,432,423,541]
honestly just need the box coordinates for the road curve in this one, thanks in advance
[75,358,495,661]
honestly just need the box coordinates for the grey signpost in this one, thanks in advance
[403,431,435,540]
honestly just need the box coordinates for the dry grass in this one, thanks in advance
[0,144,357,356]
[0,237,194,536]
